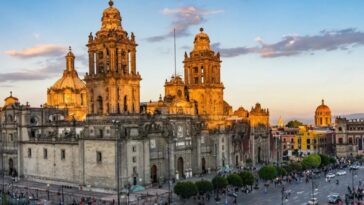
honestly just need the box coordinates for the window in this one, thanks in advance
[338,138,343,144]
[132,156,137,163]
[307,139,310,144]
[43,148,48,159]
[61,149,66,160]
[222,145,224,150]
[194,77,199,84]
[307,145,311,150]
[194,67,198,73]
[132,146,137,152]
[222,138,224,143]
[28,148,32,158]
[349,138,353,144]
[133,166,137,174]
[96,152,102,163]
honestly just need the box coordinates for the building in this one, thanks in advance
[47,47,87,121]
[335,117,364,157]
[315,99,332,127]
[0,0,271,191]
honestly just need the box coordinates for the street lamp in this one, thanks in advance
[112,120,121,205]
[351,169,358,203]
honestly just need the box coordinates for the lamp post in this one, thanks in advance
[112,120,121,205]
[351,169,357,203]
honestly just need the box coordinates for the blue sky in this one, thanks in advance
[1,0,364,124]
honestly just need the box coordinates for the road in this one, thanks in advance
[196,167,363,205]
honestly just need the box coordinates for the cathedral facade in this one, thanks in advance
[0,1,271,191]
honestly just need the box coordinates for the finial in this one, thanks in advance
[200,27,204,32]
[10,91,12,96]
[109,0,114,7]
[322,99,324,105]
[69,46,72,52]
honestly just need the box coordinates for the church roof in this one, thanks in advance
[315,99,331,113]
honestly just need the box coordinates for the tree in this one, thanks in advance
[212,176,228,190]
[319,154,330,167]
[276,167,287,176]
[174,181,198,199]
[290,162,304,172]
[258,165,277,181]
[239,171,255,187]
[195,180,213,195]
[227,174,243,187]
[302,154,321,169]
[286,120,304,128]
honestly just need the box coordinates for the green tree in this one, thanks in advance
[302,154,321,169]
[276,167,287,176]
[195,180,213,195]
[227,174,243,187]
[290,162,304,172]
[282,165,293,174]
[239,171,255,187]
[174,181,198,199]
[258,165,277,181]
[212,176,228,190]
[286,120,304,128]
[319,154,330,167]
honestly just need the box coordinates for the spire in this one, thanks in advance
[66,46,75,72]
[322,99,324,105]
[109,0,114,7]
[10,91,12,97]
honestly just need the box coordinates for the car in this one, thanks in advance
[327,193,342,204]
[227,192,238,198]
[336,170,347,176]
[349,165,360,170]
[307,198,318,205]
[326,173,336,178]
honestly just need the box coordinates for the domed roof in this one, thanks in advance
[51,72,85,91]
[193,28,211,51]
[100,0,123,32]
[315,99,331,113]
[4,91,19,107]
[50,48,86,91]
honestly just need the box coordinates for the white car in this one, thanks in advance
[326,173,336,178]
[336,170,347,176]
[307,198,318,205]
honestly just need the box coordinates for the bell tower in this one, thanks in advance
[84,0,141,115]
[183,28,224,117]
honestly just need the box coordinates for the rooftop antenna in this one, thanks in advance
[174,28,177,77]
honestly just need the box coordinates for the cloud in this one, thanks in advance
[146,6,223,42]
[3,44,65,58]
[0,54,87,83]
[213,28,364,58]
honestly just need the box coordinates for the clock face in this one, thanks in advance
[177,126,184,138]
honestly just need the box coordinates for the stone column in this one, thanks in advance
[131,49,136,75]
[117,48,122,73]
[95,51,100,74]
[109,48,116,72]
[88,51,95,75]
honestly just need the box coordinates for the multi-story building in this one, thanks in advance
[0,0,271,191]
[335,117,364,157]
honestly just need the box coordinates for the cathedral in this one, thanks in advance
[0,1,271,191]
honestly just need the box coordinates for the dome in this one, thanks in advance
[4,91,19,107]
[315,99,331,113]
[193,28,211,51]
[100,0,123,32]
[51,72,85,91]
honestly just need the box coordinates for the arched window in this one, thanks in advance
[124,96,128,112]
[97,96,103,114]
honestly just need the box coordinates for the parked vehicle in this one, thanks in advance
[326,173,336,178]
[336,170,346,176]
[327,193,342,204]
[307,197,318,205]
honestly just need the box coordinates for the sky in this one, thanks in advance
[1,0,364,124]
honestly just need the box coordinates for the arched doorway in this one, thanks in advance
[177,157,184,178]
[258,147,261,163]
[151,165,157,184]
[201,157,206,174]
[8,158,17,177]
